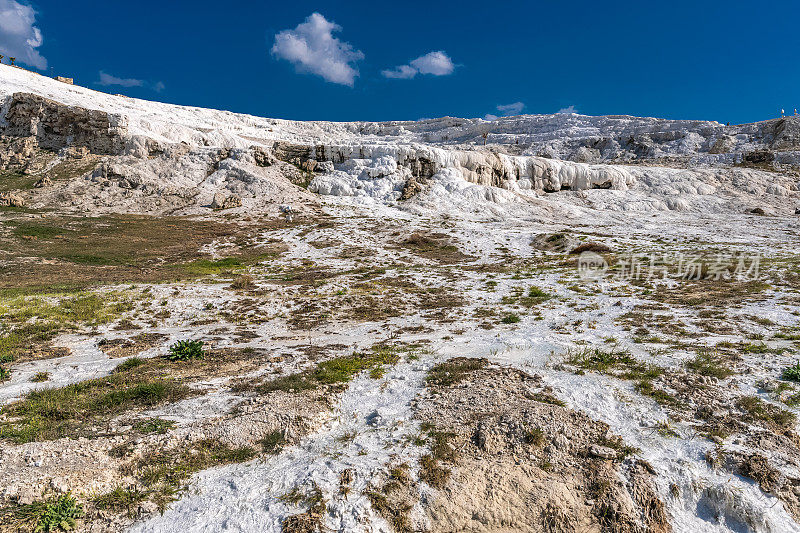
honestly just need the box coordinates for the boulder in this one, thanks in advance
[211,192,242,210]
[34,176,52,188]
[589,444,617,460]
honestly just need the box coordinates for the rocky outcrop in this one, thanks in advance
[211,192,242,210]
[0,191,24,207]
[2,92,124,155]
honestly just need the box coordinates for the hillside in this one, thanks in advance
[1,65,800,533]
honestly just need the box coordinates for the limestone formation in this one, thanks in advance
[211,192,242,210]
[0,191,24,207]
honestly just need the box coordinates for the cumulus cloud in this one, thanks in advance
[0,0,46,69]
[271,12,364,87]
[381,64,417,80]
[484,101,526,121]
[97,71,165,92]
[558,105,578,114]
[382,51,455,80]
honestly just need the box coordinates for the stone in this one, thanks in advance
[401,176,423,200]
[589,444,617,460]
[0,192,24,207]
[251,146,275,167]
[54,76,73,85]
[211,192,242,210]
[34,175,52,188]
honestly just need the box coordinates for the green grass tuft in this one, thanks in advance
[426,358,487,387]
[260,430,287,454]
[686,351,734,379]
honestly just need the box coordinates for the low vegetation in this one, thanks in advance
[166,339,205,362]
[260,430,287,454]
[782,362,800,382]
[109,439,256,513]
[564,346,662,381]
[736,396,796,431]
[418,422,456,489]
[0,363,191,443]
[0,493,84,532]
[253,346,402,394]
[31,371,50,382]
[426,357,487,387]
[685,351,734,379]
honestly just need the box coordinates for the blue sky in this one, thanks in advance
[1,0,798,124]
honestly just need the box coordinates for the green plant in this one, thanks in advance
[115,357,144,372]
[0,373,189,443]
[501,313,520,324]
[783,362,800,382]
[686,351,734,379]
[527,286,551,299]
[92,485,146,516]
[260,430,287,454]
[31,371,49,382]
[523,426,545,446]
[0,366,10,382]
[166,340,205,361]
[134,418,174,434]
[426,358,487,387]
[35,494,84,532]
[134,440,255,511]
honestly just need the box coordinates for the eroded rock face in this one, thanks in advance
[414,363,671,533]
[0,191,24,207]
[3,92,125,154]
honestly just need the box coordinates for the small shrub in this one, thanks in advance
[527,286,551,299]
[783,362,800,383]
[166,340,205,361]
[31,371,50,382]
[501,313,520,324]
[523,426,545,447]
[35,494,84,532]
[569,242,611,255]
[0,366,10,382]
[419,453,450,489]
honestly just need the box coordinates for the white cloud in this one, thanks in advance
[381,64,417,79]
[558,105,578,114]
[98,71,144,88]
[484,102,526,121]
[496,102,525,115]
[271,12,363,87]
[382,51,455,80]
[97,71,165,92]
[410,51,454,76]
[0,0,46,69]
